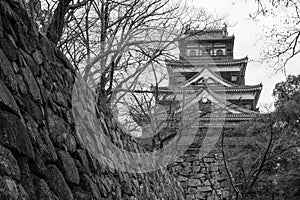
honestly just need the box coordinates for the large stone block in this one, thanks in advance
[74,149,92,176]
[21,95,43,124]
[0,49,18,92]
[20,49,40,77]
[0,176,29,200]
[20,66,41,101]
[186,194,195,200]
[188,179,201,187]
[0,79,20,115]
[82,174,101,200]
[16,155,36,198]
[199,186,212,192]
[0,110,34,159]
[24,114,57,163]
[0,144,20,180]
[177,175,188,182]
[33,176,58,200]
[0,36,18,61]
[45,164,73,200]
[57,150,79,184]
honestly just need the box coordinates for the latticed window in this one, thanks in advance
[189,50,197,56]
[216,49,224,56]
[231,75,237,82]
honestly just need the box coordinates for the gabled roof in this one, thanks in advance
[171,86,258,115]
[180,67,235,87]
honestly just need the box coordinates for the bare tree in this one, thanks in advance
[219,109,300,199]
[250,0,300,74]
[56,0,223,106]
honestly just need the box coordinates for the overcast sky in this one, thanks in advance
[190,0,300,108]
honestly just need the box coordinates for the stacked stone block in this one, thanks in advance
[0,1,184,199]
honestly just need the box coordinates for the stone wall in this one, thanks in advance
[0,1,184,199]
[168,151,230,200]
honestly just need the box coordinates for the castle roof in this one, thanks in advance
[166,57,248,68]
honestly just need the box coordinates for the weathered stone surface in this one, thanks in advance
[187,187,197,194]
[21,95,43,124]
[57,150,79,184]
[216,174,227,182]
[56,133,76,153]
[45,164,73,200]
[0,2,186,200]
[0,79,20,115]
[199,186,212,192]
[16,155,36,198]
[16,74,27,94]
[74,149,92,175]
[33,177,58,200]
[30,152,48,177]
[188,179,201,187]
[98,174,112,193]
[207,195,218,200]
[82,174,101,199]
[72,187,91,200]
[48,111,75,151]
[39,35,56,63]
[186,194,195,200]
[25,113,57,163]
[0,144,20,180]
[0,36,17,61]
[0,49,18,92]
[32,50,43,65]
[177,175,188,182]
[40,129,57,163]
[20,66,41,101]
[0,110,34,159]
[195,192,206,199]
[20,49,40,77]
[0,176,29,200]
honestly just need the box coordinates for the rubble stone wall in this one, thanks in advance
[0,1,184,199]
[168,151,231,200]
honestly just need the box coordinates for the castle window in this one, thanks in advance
[227,45,233,56]
[186,49,198,57]
[231,75,237,82]
[216,49,224,56]
[175,76,185,83]
[189,50,197,56]
[245,104,251,110]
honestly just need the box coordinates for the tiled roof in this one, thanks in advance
[166,57,248,67]
[199,113,258,121]
[155,84,263,93]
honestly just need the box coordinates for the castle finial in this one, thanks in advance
[223,23,228,36]
[184,24,191,34]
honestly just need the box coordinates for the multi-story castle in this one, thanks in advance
[156,25,262,127]
[152,26,263,199]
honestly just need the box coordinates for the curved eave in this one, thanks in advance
[212,84,263,93]
[209,57,248,66]
[184,34,235,41]
[165,57,248,68]
[199,113,259,120]
[253,85,263,108]
[156,84,263,93]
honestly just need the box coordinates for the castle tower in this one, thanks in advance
[157,25,262,125]
[153,26,263,199]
